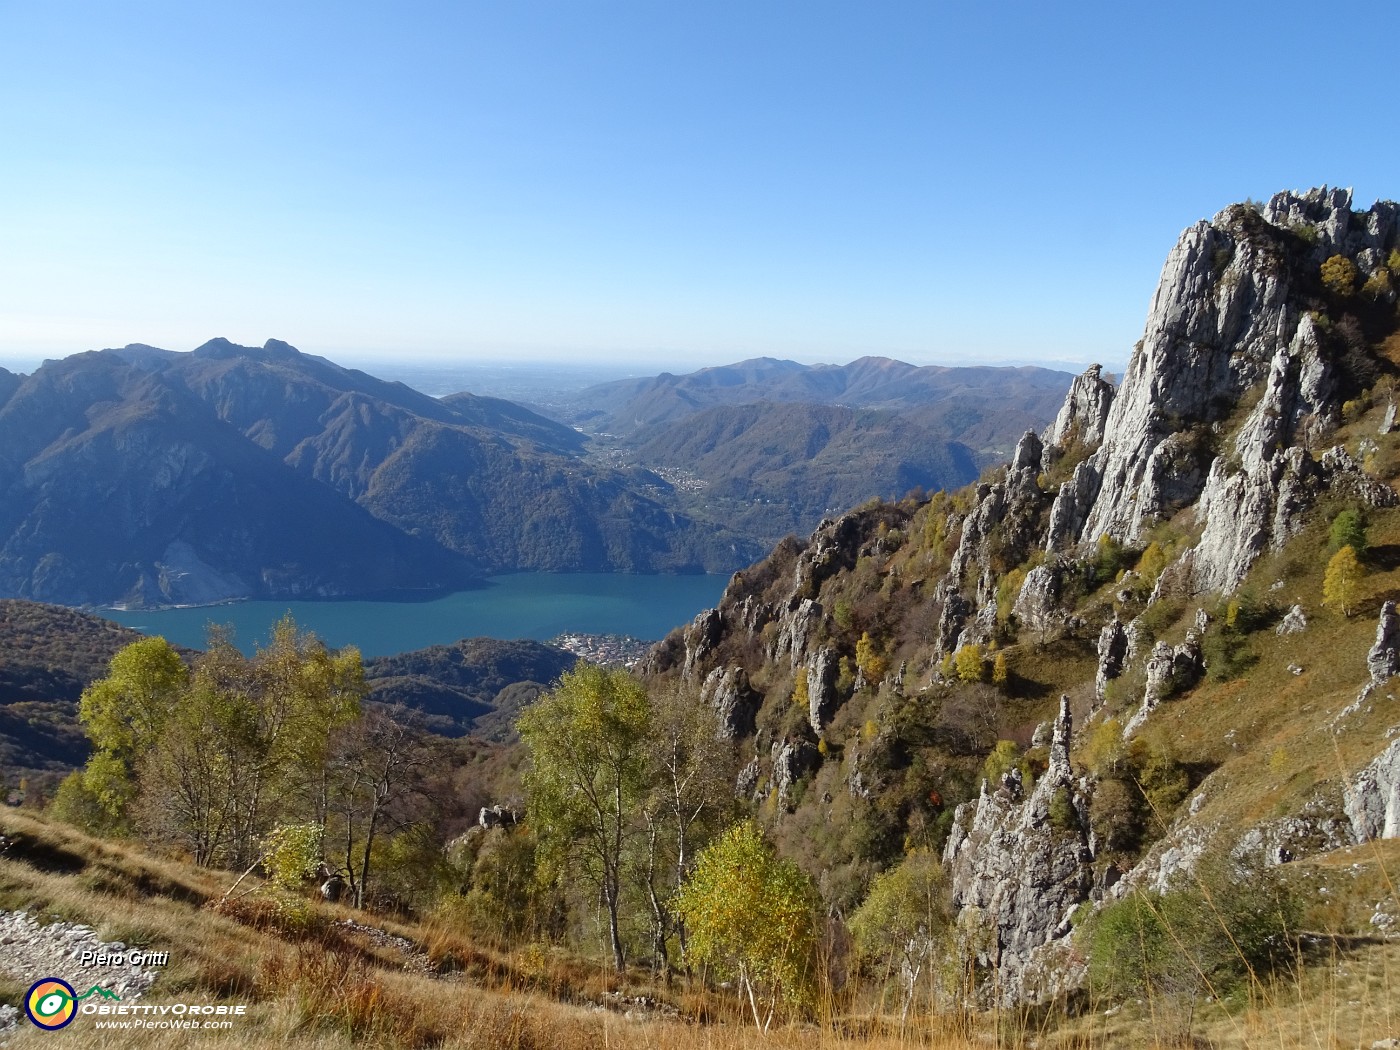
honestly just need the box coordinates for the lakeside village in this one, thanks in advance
[547,632,651,668]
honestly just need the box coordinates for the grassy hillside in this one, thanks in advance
[1,807,1393,1049]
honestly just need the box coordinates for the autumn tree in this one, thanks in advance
[76,636,188,823]
[174,619,363,867]
[954,643,985,683]
[849,851,950,1024]
[791,670,809,711]
[1323,544,1363,617]
[855,632,888,686]
[638,682,736,971]
[519,665,652,972]
[992,651,1009,688]
[1321,253,1359,297]
[674,820,816,1030]
[327,706,437,908]
[68,618,363,868]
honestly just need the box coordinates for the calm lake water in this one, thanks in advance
[103,573,728,657]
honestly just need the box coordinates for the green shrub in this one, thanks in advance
[980,740,1030,793]
[1328,508,1368,556]
[1203,629,1256,682]
[1088,856,1300,1005]
[1048,786,1080,833]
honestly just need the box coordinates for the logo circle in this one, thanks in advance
[25,978,77,1030]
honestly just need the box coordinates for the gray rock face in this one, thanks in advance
[1345,738,1400,842]
[771,738,817,809]
[944,696,1093,1005]
[681,607,724,680]
[1276,604,1307,635]
[735,756,760,798]
[701,665,760,739]
[1013,564,1064,641]
[1040,190,1398,594]
[1044,364,1114,449]
[788,513,863,602]
[1125,634,1202,736]
[1011,430,1044,474]
[1095,618,1129,705]
[1368,601,1400,684]
[806,646,841,732]
[1044,459,1100,552]
[771,597,823,670]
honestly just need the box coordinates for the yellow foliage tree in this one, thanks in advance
[855,631,888,685]
[1321,254,1359,297]
[954,644,986,683]
[1322,544,1362,617]
[992,651,1008,687]
[1137,541,1167,582]
[791,670,809,711]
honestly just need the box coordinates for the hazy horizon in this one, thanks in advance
[3,2,1396,369]
[0,342,1120,391]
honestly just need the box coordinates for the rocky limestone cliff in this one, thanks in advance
[646,187,1400,1010]
[944,697,1092,1005]
[1048,189,1398,593]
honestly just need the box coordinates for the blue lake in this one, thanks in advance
[103,573,729,657]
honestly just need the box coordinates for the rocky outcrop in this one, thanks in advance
[771,598,823,670]
[1011,430,1044,474]
[1234,797,1354,865]
[1125,634,1203,736]
[1042,189,1399,595]
[1013,564,1065,641]
[1367,601,1400,683]
[1276,604,1307,635]
[789,514,864,603]
[1044,364,1114,449]
[944,697,1093,1005]
[700,665,761,739]
[1344,738,1400,842]
[806,647,841,733]
[680,607,724,681]
[771,738,818,809]
[1094,618,1129,705]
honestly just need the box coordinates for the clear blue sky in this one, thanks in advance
[1,0,1396,371]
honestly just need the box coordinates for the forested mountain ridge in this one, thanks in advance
[557,355,1072,447]
[644,186,1400,1010]
[625,401,980,542]
[545,356,1072,546]
[0,600,149,781]
[0,339,757,607]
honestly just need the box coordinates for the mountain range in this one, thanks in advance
[0,341,1072,608]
